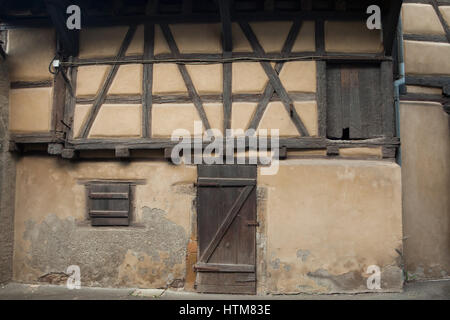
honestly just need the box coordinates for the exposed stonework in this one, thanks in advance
[20,209,187,288]
[13,157,196,288]
[0,57,15,284]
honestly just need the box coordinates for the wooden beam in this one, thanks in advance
[315,18,325,55]
[430,0,450,43]
[10,80,53,89]
[382,0,403,56]
[247,20,303,131]
[0,10,370,30]
[199,185,254,263]
[44,0,79,57]
[76,92,316,105]
[51,71,66,137]
[194,262,254,273]
[142,23,154,138]
[240,21,309,136]
[115,146,130,158]
[405,75,450,88]
[316,60,327,137]
[47,143,64,155]
[218,0,232,52]
[160,24,212,131]
[63,58,78,141]
[381,61,395,137]
[79,25,137,138]
[61,148,76,159]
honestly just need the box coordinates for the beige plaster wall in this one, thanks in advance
[89,104,142,138]
[258,101,318,137]
[402,3,445,35]
[69,22,322,140]
[9,87,52,133]
[79,26,144,59]
[400,102,450,280]
[13,156,197,288]
[7,28,55,82]
[404,40,450,75]
[170,24,222,53]
[258,159,403,294]
[441,6,450,25]
[325,21,383,53]
[250,21,293,53]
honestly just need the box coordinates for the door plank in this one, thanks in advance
[199,185,254,263]
[194,263,254,273]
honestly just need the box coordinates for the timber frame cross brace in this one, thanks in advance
[70,21,314,140]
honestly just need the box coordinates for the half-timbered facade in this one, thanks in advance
[0,0,448,294]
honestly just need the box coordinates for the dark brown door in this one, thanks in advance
[195,165,257,294]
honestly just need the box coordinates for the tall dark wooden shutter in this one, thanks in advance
[326,63,383,139]
[196,165,257,295]
[88,183,130,226]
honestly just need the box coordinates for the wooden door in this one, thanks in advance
[195,165,257,294]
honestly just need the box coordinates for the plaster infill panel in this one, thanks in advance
[250,21,293,53]
[232,62,269,94]
[73,104,92,138]
[76,66,109,96]
[204,103,223,134]
[152,103,202,137]
[232,23,253,52]
[257,101,318,137]
[79,26,128,59]
[406,85,442,95]
[258,159,403,294]
[404,40,450,75]
[109,64,143,95]
[154,25,171,55]
[292,21,316,52]
[89,104,142,138]
[231,102,257,133]
[185,64,223,94]
[279,61,317,93]
[153,64,187,95]
[441,6,450,26]
[126,25,144,56]
[7,28,55,82]
[9,87,52,133]
[325,21,383,53]
[169,24,222,53]
[402,4,445,35]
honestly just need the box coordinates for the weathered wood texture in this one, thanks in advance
[326,63,385,139]
[79,25,137,138]
[88,183,131,226]
[196,165,257,295]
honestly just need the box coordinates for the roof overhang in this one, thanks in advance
[0,0,403,57]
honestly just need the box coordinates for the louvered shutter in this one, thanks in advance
[88,183,130,226]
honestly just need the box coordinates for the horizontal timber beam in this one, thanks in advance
[75,93,317,105]
[0,11,369,30]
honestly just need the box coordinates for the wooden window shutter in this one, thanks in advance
[88,183,131,226]
[326,63,383,139]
